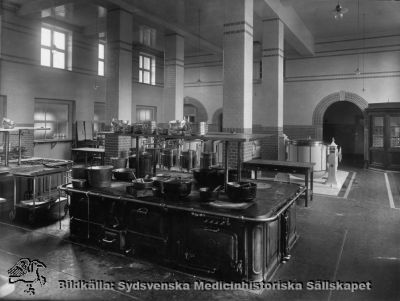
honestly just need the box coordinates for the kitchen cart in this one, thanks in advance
[11,165,70,225]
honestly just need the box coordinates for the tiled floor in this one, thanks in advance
[0,166,399,300]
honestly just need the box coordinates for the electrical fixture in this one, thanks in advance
[354,0,361,75]
[333,1,348,19]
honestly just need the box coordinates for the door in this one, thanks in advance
[369,115,385,168]
[387,115,400,169]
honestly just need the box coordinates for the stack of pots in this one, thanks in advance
[71,164,88,188]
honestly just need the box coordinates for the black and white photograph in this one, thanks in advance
[0,0,399,300]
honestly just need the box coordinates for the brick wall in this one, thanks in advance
[253,126,283,160]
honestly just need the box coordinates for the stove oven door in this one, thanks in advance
[125,202,168,259]
[180,226,239,279]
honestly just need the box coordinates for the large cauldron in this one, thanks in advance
[86,165,113,188]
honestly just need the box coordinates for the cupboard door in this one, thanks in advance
[369,115,386,168]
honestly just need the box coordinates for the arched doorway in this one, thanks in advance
[313,91,368,166]
[323,101,364,166]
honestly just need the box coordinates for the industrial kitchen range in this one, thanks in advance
[59,130,306,283]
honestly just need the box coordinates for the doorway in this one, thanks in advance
[323,101,364,166]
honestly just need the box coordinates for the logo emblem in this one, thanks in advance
[8,258,47,295]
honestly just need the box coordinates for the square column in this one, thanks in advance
[163,34,184,122]
[222,0,253,134]
[106,9,133,123]
[258,18,284,159]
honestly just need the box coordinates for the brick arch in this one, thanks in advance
[312,91,368,140]
[183,97,208,122]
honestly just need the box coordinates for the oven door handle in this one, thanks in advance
[203,227,220,233]
[136,207,149,215]
[102,238,116,244]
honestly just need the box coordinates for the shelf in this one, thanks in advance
[98,131,272,142]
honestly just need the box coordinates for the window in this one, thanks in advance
[140,26,156,47]
[41,25,70,69]
[136,106,156,122]
[34,99,73,141]
[98,42,105,76]
[93,102,106,134]
[139,53,156,85]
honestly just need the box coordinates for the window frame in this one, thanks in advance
[33,98,74,142]
[138,53,156,85]
[98,42,105,76]
[136,105,157,122]
[40,24,71,70]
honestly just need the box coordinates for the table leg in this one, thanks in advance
[310,169,314,201]
[304,171,309,207]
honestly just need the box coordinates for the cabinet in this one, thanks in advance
[366,103,400,170]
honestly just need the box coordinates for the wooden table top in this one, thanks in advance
[72,147,105,153]
[243,159,315,168]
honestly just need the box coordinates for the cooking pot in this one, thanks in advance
[112,168,136,181]
[163,177,192,201]
[200,152,216,169]
[199,185,221,202]
[161,149,177,169]
[110,157,127,169]
[86,165,113,188]
[132,178,154,190]
[192,167,226,189]
[71,164,87,180]
[151,174,171,197]
[180,150,197,171]
[71,179,87,189]
[226,181,257,203]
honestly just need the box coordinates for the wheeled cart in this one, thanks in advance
[11,166,70,225]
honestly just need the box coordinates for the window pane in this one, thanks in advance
[143,71,150,84]
[139,56,143,68]
[34,102,46,120]
[46,103,68,120]
[41,28,51,46]
[143,57,150,70]
[139,71,143,83]
[58,121,68,138]
[41,48,51,66]
[99,43,104,59]
[53,31,65,50]
[34,122,47,140]
[53,50,65,69]
[98,61,104,76]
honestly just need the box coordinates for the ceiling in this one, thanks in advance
[7,0,400,56]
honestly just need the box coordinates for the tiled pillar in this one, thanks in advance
[104,133,132,165]
[106,9,133,123]
[222,0,253,134]
[259,18,284,160]
[163,34,184,123]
